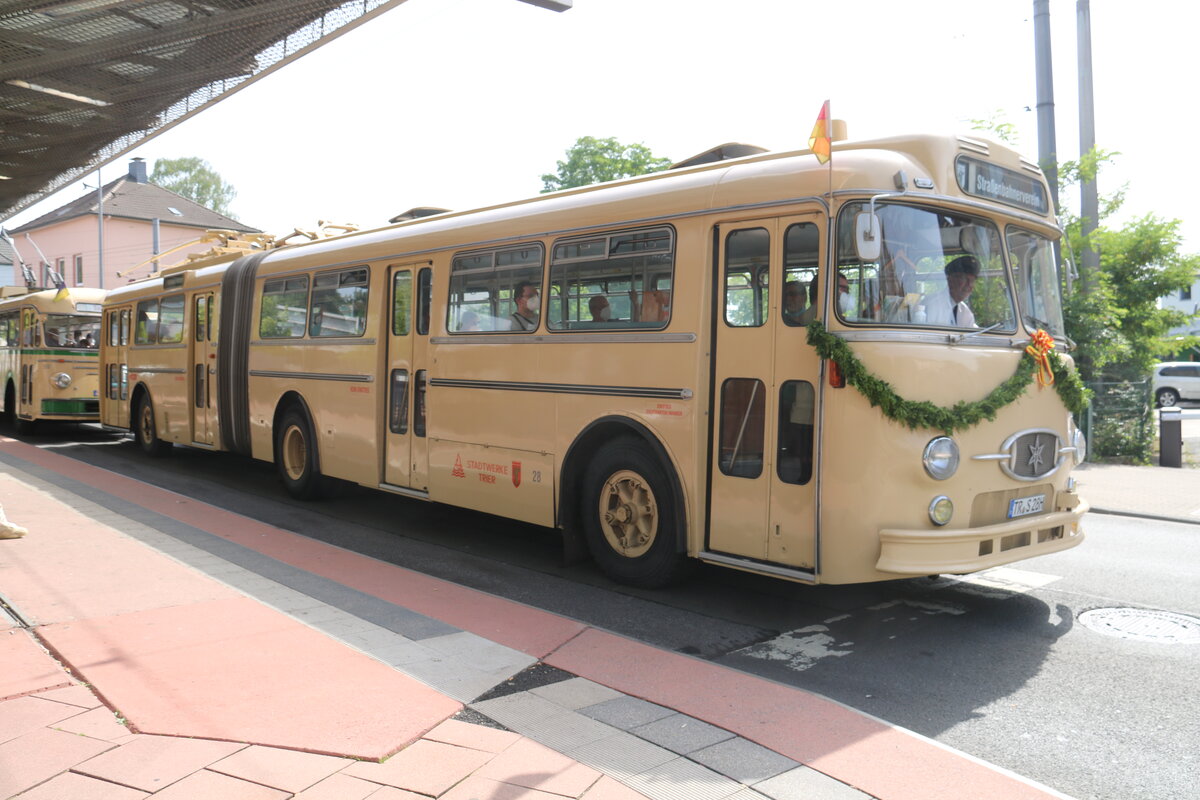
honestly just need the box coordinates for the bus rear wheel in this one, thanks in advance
[582,437,689,588]
[275,407,325,500]
[134,394,172,457]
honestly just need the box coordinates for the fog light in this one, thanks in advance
[922,436,959,480]
[929,495,954,526]
[51,372,72,389]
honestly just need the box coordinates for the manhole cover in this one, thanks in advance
[1078,608,1200,643]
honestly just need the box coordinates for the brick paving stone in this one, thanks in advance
[0,727,115,799]
[208,744,354,793]
[51,706,133,742]
[33,684,103,709]
[291,772,383,800]
[630,713,734,755]
[475,736,602,797]
[580,775,656,800]
[0,695,83,744]
[423,718,522,753]
[529,678,623,711]
[145,769,291,800]
[72,735,246,793]
[10,771,149,800]
[343,738,494,795]
[752,765,874,800]
[689,736,800,784]
[578,697,674,730]
[361,787,432,800]
[438,775,573,800]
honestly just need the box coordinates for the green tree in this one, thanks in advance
[541,136,672,193]
[150,157,237,218]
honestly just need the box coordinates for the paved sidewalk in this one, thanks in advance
[1,435,1079,800]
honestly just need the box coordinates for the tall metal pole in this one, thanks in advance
[1077,0,1100,283]
[1034,0,1059,214]
[95,168,104,289]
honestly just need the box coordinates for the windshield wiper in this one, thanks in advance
[948,321,1006,344]
[1024,314,1052,332]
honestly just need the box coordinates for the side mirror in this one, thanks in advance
[855,212,881,262]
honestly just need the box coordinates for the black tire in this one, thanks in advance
[134,394,172,457]
[274,407,325,500]
[581,437,690,588]
[1156,388,1179,408]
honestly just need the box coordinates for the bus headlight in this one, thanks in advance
[922,436,960,480]
[1071,427,1087,465]
[929,495,954,526]
[51,372,72,389]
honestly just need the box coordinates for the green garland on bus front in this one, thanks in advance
[805,322,1090,434]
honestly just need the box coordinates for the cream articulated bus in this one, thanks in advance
[1,286,105,434]
[100,130,1088,587]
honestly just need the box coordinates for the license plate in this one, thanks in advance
[1008,495,1046,519]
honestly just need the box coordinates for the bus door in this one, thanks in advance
[709,214,823,572]
[104,306,132,429]
[18,307,37,420]
[384,264,430,491]
[190,292,216,444]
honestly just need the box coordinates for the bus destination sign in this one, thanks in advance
[955,156,1049,215]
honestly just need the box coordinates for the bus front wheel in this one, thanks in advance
[582,437,689,588]
[134,395,172,457]
[275,407,325,500]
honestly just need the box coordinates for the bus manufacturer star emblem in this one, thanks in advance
[1026,435,1046,472]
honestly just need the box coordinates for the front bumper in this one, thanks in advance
[876,498,1089,576]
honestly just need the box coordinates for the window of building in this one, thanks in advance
[74,255,83,285]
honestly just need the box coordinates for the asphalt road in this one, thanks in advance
[20,425,1200,800]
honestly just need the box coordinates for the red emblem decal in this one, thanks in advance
[452,454,465,478]
[512,461,522,488]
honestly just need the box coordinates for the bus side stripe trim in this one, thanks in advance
[431,378,689,400]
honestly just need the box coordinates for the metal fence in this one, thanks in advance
[1080,380,1153,462]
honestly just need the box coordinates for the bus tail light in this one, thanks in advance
[828,360,845,388]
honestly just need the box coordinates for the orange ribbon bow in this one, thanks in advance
[1025,329,1056,387]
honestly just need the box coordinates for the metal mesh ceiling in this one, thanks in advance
[0,0,406,221]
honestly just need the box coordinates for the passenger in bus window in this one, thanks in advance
[782,281,807,325]
[634,289,670,323]
[459,311,480,331]
[923,256,979,328]
[510,281,540,331]
[589,295,611,322]
[835,273,855,320]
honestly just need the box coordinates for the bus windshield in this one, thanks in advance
[836,201,1017,331]
[44,314,100,349]
[1006,227,1067,338]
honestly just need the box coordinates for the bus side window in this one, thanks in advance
[725,228,770,327]
[416,268,431,335]
[778,380,814,485]
[548,227,673,331]
[718,378,766,478]
[392,271,412,335]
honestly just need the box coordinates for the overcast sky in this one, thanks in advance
[8,0,1198,252]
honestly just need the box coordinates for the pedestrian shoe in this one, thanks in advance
[0,523,26,539]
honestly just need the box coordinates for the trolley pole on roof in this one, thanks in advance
[1077,0,1100,288]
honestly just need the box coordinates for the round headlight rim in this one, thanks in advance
[922,436,960,481]
[51,371,72,389]
[1071,428,1087,465]
[929,495,954,526]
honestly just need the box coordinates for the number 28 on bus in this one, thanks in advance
[99,127,1087,588]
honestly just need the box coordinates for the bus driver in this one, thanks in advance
[924,256,979,328]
